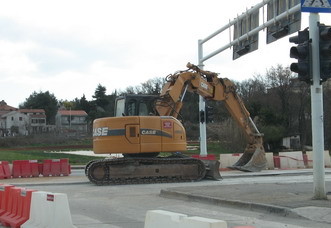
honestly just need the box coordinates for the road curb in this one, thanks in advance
[8,181,90,187]
[160,189,305,219]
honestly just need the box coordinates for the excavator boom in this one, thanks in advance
[154,63,267,171]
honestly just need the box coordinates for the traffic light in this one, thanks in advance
[319,24,331,82]
[199,110,205,123]
[206,105,214,123]
[289,30,312,84]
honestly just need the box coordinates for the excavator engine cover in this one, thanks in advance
[93,116,187,155]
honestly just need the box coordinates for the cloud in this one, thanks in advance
[1,0,330,108]
[0,40,38,77]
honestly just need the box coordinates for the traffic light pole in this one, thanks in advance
[309,13,327,200]
[198,40,207,156]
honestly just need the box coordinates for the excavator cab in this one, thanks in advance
[115,94,158,117]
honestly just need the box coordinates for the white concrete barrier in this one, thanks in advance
[144,210,227,228]
[306,151,331,168]
[265,152,275,170]
[219,154,243,169]
[220,152,274,170]
[278,151,305,169]
[22,191,76,228]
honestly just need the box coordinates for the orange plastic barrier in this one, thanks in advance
[0,185,14,216]
[192,154,216,160]
[0,187,22,226]
[12,160,29,178]
[60,159,70,176]
[0,161,11,179]
[51,159,61,176]
[10,159,71,178]
[41,160,52,177]
[8,189,36,228]
[29,160,39,177]
[41,159,71,177]
[0,185,36,228]
[12,160,41,178]
[21,161,31,178]
[12,160,22,178]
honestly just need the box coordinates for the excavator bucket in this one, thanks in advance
[201,160,222,180]
[230,145,267,172]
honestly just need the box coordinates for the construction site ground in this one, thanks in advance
[2,167,331,227]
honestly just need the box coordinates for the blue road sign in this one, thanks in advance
[301,0,331,13]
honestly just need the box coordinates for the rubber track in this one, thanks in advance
[86,157,206,185]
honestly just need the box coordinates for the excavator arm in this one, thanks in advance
[155,63,267,171]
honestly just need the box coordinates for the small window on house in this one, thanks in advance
[11,117,14,121]
[19,117,23,121]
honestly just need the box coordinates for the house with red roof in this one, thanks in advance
[55,109,88,135]
[0,100,17,116]
[0,100,18,136]
[1,107,47,136]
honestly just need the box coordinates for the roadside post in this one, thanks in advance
[301,0,331,200]
[198,0,330,199]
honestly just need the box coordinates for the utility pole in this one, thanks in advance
[309,13,327,199]
[198,39,207,156]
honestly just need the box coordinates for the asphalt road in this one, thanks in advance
[2,169,330,228]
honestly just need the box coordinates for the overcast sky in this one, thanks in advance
[1,0,331,107]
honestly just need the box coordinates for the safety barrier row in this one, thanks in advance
[0,159,71,179]
[0,184,76,228]
[219,151,331,170]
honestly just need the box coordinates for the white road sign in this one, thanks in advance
[301,0,331,12]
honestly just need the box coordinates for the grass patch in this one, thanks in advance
[0,141,238,165]
[185,141,234,155]
[0,150,98,165]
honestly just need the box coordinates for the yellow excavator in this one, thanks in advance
[86,63,267,185]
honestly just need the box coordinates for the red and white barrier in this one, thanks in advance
[22,191,76,228]
[0,184,36,228]
[40,159,71,177]
[0,187,21,226]
[144,210,228,228]
[219,153,243,169]
[1,159,71,179]
[305,151,331,168]
[0,162,11,179]
[219,153,274,170]
[275,152,306,169]
[0,185,14,217]
[192,154,217,160]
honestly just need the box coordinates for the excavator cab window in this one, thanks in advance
[138,101,149,116]
[115,95,158,117]
[127,99,137,116]
[115,98,126,117]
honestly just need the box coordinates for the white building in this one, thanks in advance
[55,110,88,135]
[1,109,47,136]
